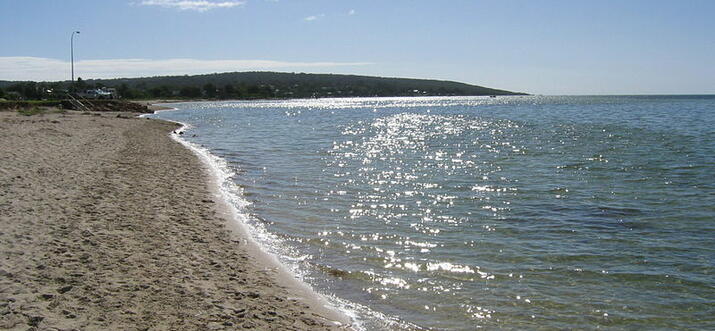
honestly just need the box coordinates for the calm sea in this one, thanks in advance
[149,96,715,330]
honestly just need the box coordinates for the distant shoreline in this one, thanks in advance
[0,71,527,101]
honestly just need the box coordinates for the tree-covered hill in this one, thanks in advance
[0,71,527,100]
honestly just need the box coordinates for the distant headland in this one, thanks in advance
[0,71,527,100]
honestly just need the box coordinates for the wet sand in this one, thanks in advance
[0,110,350,330]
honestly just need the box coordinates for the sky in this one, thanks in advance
[1,0,714,95]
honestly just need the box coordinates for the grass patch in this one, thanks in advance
[1,100,63,111]
[17,107,46,116]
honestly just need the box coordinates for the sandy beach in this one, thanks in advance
[0,110,349,330]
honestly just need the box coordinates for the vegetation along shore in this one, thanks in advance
[0,71,526,101]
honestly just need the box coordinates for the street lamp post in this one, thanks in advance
[71,31,80,87]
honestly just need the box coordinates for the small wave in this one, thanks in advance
[594,205,643,217]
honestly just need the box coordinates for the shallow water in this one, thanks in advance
[151,96,715,330]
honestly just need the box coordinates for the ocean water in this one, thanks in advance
[149,96,715,330]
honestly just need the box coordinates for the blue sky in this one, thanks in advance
[1,0,714,95]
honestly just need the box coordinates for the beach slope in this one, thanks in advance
[0,111,346,330]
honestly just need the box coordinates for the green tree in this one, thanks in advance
[180,86,202,98]
[222,84,235,99]
[8,82,40,100]
[148,85,172,98]
[75,77,87,90]
[246,85,260,95]
[148,87,163,98]
[117,83,131,99]
[203,83,217,98]
[0,87,5,99]
[260,84,274,98]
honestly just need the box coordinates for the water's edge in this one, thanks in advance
[141,108,363,329]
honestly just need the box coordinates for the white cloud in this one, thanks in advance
[304,14,325,21]
[0,57,372,81]
[348,9,355,15]
[139,0,245,12]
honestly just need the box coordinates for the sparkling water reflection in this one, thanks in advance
[151,96,715,330]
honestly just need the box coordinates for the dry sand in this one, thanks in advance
[0,110,351,330]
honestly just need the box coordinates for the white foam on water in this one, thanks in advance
[142,106,414,330]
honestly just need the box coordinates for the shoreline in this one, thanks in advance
[156,112,355,327]
[0,109,351,329]
[147,103,413,331]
